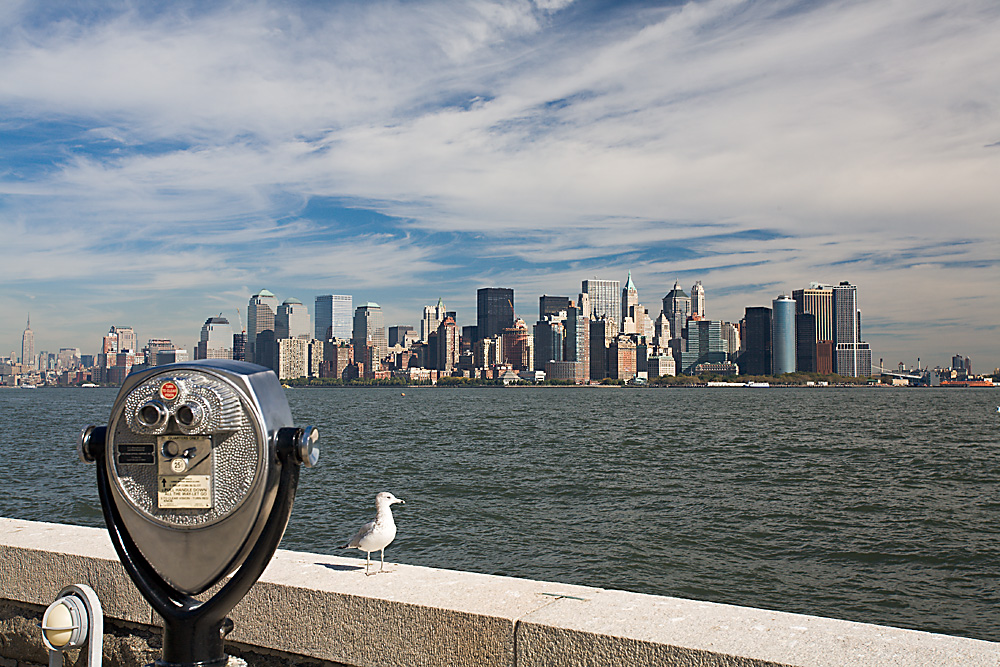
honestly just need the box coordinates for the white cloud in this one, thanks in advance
[1,0,999,368]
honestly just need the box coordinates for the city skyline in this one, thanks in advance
[2,1,998,370]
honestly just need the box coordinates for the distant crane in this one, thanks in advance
[235,307,246,333]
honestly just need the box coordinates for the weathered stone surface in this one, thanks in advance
[517,588,1000,667]
[5,518,1000,667]
[0,519,151,626]
[230,549,595,667]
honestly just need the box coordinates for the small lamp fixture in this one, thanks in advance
[41,584,103,667]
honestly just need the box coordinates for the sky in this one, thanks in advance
[2,0,998,372]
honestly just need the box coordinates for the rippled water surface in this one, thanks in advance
[2,385,999,641]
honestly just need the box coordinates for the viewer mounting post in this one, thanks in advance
[79,359,319,667]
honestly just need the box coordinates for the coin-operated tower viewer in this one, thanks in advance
[79,359,320,667]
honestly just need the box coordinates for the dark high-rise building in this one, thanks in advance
[795,312,817,373]
[564,302,590,383]
[740,306,772,375]
[232,332,247,361]
[248,289,278,364]
[388,325,415,347]
[533,319,565,371]
[539,295,571,321]
[589,317,615,380]
[477,288,514,341]
[437,317,459,372]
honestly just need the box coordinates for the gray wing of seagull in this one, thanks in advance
[345,519,376,549]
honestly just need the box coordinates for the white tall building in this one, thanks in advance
[314,294,352,340]
[832,282,872,377]
[582,278,621,331]
[354,303,388,368]
[691,281,706,318]
[248,289,279,364]
[21,317,34,370]
[276,298,311,339]
[421,298,446,343]
[197,317,234,360]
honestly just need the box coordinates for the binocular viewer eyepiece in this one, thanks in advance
[81,359,319,667]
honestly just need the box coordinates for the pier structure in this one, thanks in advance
[2,518,997,667]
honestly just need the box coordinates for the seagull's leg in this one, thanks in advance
[365,551,372,576]
[380,549,385,572]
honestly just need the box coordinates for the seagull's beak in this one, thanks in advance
[396,499,406,505]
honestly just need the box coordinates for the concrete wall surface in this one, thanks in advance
[2,517,998,667]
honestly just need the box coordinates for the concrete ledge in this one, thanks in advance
[2,517,998,667]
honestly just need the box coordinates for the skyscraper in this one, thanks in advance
[477,288,515,341]
[564,300,590,382]
[353,303,387,372]
[196,317,234,360]
[436,317,459,372]
[678,320,728,375]
[276,298,311,339]
[533,318,565,371]
[741,307,772,375]
[111,326,137,353]
[248,289,278,364]
[792,286,833,342]
[422,298,447,343]
[831,282,872,377]
[771,295,796,375]
[661,281,691,351]
[21,317,34,371]
[582,278,621,332]
[795,312,817,373]
[539,295,571,320]
[691,281,706,318]
[621,272,638,331]
[314,295,353,340]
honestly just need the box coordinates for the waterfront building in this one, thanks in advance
[314,295,353,340]
[248,290,278,365]
[621,273,638,332]
[693,361,739,375]
[421,298,447,343]
[831,282,872,377]
[544,360,586,383]
[436,317,460,372]
[539,295,571,321]
[277,338,323,380]
[533,318,565,372]
[678,320,728,375]
[582,278,621,332]
[741,307,772,375]
[661,281,691,352]
[477,288,515,342]
[353,303,388,371]
[647,353,677,378]
[691,281,706,319]
[771,295,796,375]
[196,317,234,360]
[276,298,311,340]
[21,317,34,371]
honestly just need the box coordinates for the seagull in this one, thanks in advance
[341,492,405,575]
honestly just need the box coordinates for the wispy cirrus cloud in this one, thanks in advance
[0,0,998,368]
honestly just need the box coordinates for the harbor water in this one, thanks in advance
[1,385,998,641]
